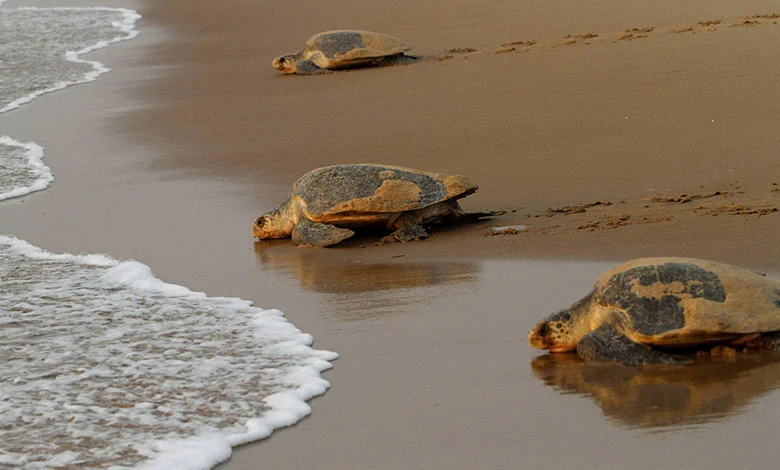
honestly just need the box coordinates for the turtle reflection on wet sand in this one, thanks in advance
[531,353,780,428]
[529,257,780,366]
[253,243,477,295]
[272,30,418,75]
[252,164,480,247]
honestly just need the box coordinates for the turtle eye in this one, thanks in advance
[537,323,549,337]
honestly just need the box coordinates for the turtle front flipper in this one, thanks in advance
[294,60,323,74]
[377,53,420,66]
[577,325,691,366]
[292,219,354,247]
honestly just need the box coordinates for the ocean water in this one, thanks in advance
[0,6,140,114]
[0,5,337,469]
[0,6,138,199]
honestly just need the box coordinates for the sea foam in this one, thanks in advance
[0,136,51,200]
[0,236,338,469]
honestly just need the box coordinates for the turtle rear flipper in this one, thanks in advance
[577,325,691,366]
[292,219,354,247]
[379,223,429,245]
[757,331,780,351]
[379,199,468,244]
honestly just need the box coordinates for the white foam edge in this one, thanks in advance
[131,373,335,470]
[0,136,53,200]
[0,6,141,114]
[0,234,115,266]
[0,234,339,470]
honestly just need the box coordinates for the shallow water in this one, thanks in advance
[1,236,336,469]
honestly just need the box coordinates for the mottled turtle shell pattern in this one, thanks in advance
[303,30,411,66]
[291,164,476,219]
[592,258,780,345]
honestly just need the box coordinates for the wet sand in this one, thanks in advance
[1,0,780,468]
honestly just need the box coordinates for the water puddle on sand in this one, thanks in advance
[244,250,780,469]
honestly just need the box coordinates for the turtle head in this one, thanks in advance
[272,54,298,73]
[253,205,295,239]
[529,291,596,353]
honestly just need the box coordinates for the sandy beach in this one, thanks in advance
[2,0,780,467]
[124,0,780,266]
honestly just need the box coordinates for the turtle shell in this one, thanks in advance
[593,257,780,347]
[303,30,411,67]
[291,164,477,222]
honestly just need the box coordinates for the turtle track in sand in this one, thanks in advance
[479,183,778,239]
[504,181,780,236]
[433,12,780,62]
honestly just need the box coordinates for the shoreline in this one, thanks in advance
[1,0,780,468]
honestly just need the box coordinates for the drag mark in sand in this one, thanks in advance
[433,12,780,61]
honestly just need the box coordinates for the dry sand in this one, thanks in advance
[2,0,780,468]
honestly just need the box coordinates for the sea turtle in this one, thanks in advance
[252,164,478,247]
[528,257,780,366]
[272,30,417,74]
